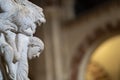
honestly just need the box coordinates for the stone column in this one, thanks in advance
[44,7,63,80]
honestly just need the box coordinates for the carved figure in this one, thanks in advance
[0,0,20,62]
[0,0,45,80]
[0,20,18,79]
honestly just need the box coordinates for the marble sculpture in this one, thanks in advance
[0,0,46,80]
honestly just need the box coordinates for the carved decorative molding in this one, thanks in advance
[70,20,120,80]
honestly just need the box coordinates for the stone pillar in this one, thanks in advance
[44,22,55,80]
[51,10,63,80]
[44,7,63,80]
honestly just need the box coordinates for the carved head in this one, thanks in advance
[15,0,46,26]
[28,37,44,59]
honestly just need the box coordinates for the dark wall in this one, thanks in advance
[74,0,111,16]
[30,0,62,7]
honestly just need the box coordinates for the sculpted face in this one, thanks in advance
[28,37,44,60]
[28,45,41,59]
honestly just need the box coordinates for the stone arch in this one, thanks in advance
[70,20,120,80]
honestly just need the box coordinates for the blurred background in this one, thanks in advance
[28,0,120,80]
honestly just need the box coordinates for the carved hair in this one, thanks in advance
[29,36,44,50]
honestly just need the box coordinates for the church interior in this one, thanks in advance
[28,0,120,80]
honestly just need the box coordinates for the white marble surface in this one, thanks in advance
[0,0,45,80]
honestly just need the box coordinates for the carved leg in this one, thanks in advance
[1,43,15,80]
[5,31,20,63]
[16,33,30,80]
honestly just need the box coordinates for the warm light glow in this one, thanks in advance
[90,35,120,80]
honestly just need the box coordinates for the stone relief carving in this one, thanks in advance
[0,0,45,80]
